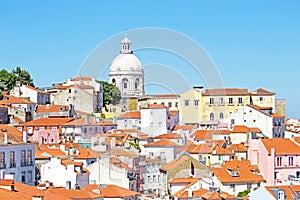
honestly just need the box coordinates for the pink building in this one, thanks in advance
[31,129,60,145]
[249,138,300,186]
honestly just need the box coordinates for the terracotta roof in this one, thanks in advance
[17,118,74,127]
[0,179,14,186]
[293,137,300,145]
[35,145,66,159]
[0,95,36,105]
[0,124,25,144]
[45,187,103,199]
[228,143,248,152]
[110,157,132,170]
[176,139,195,154]
[154,133,182,139]
[174,125,195,131]
[143,138,180,147]
[150,94,179,99]
[83,184,140,198]
[231,125,261,133]
[251,88,275,96]
[192,130,214,140]
[201,191,237,200]
[160,155,190,171]
[202,88,249,96]
[118,111,141,119]
[71,77,92,81]
[265,185,300,200]
[169,110,178,116]
[36,105,69,113]
[109,149,139,158]
[261,138,300,155]
[62,117,115,126]
[75,148,102,159]
[24,85,49,94]
[169,177,201,184]
[141,104,168,109]
[212,157,265,184]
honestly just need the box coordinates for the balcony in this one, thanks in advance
[20,160,33,167]
[9,162,16,168]
[0,163,6,169]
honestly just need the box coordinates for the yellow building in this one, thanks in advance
[250,88,275,108]
[179,87,203,124]
[200,88,251,122]
[137,94,179,111]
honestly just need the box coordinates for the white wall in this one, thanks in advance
[141,108,167,137]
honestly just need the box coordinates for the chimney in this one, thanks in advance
[23,131,28,143]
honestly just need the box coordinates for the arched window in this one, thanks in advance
[210,113,214,121]
[122,78,128,89]
[135,78,139,90]
[112,78,116,85]
[219,112,224,120]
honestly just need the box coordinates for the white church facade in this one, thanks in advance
[109,35,145,103]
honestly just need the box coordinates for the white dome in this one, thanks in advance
[110,53,142,72]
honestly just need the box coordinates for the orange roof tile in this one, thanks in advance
[110,157,132,170]
[75,148,102,159]
[118,111,141,119]
[154,133,182,139]
[174,125,195,131]
[160,155,191,171]
[261,138,300,155]
[251,88,275,96]
[36,105,69,113]
[212,157,265,184]
[202,88,249,96]
[150,94,179,99]
[265,185,300,200]
[17,118,74,127]
[83,184,140,198]
[0,95,36,105]
[0,179,14,186]
[192,130,214,140]
[143,138,180,147]
[141,104,168,109]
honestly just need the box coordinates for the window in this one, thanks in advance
[276,157,282,167]
[28,171,32,182]
[135,119,138,124]
[230,184,236,192]
[135,78,139,90]
[21,150,26,166]
[123,82,127,89]
[278,191,284,200]
[124,120,128,127]
[149,152,153,157]
[158,175,160,182]
[150,122,153,127]
[228,97,233,105]
[153,175,156,182]
[260,97,264,102]
[191,162,195,176]
[209,98,214,105]
[122,78,128,89]
[51,127,57,130]
[161,102,165,106]
[0,152,5,169]
[175,102,178,107]
[148,175,152,183]
[289,157,294,166]
[168,102,172,108]
[10,151,15,168]
[210,113,214,121]
[39,127,45,130]
[219,113,224,120]
[27,150,32,165]
[21,171,26,183]
[275,171,280,180]
[238,97,243,104]
[184,100,190,106]
[219,97,224,105]
[159,122,162,127]
[68,89,71,93]
[194,100,199,106]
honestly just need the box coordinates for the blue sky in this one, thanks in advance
[0,1,299,118]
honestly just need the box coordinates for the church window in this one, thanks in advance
[122,78,128,89]
[135,78,139,90]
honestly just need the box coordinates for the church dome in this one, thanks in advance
[110,53,142,72]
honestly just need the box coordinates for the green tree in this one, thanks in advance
[12,66,34,87]
[0,69,17,91]
[98,81,121,105]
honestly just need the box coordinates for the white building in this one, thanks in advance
[140,104,169,137]
[117,111,141,130]
[109,35,144,102]
[40,157,89,189]
[0,125,36,186]
[86,156,129,189]
[229,104,285,138]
